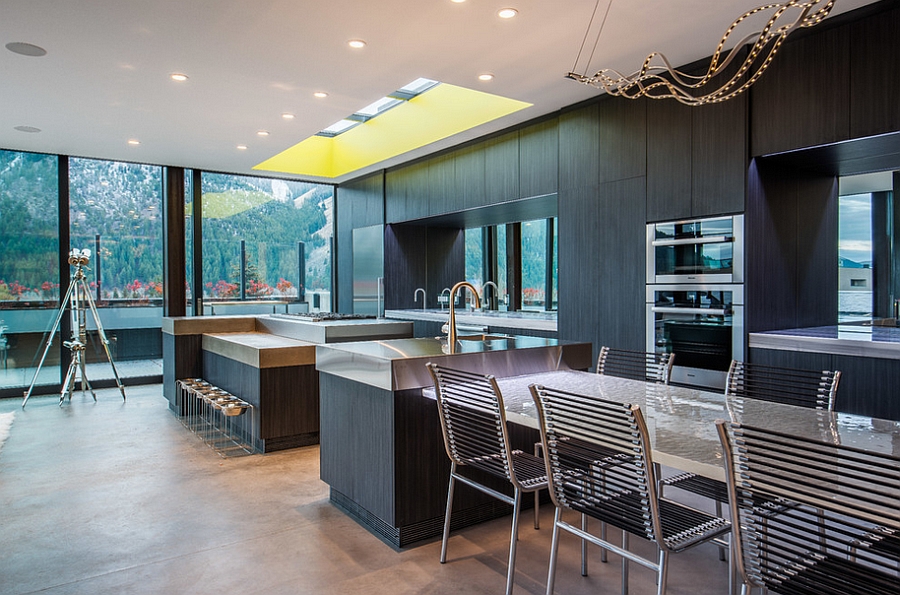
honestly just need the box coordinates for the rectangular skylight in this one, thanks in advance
[355,96,404,119]
[316,79,441,137]
[317,119,360,137]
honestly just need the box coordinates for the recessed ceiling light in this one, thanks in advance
[498,8,518,19]
[127,139,141,145]
[257,130,270,136]
[5,42,47,57]
[237,145,248,150]
[348,39,367,49]
[282,113,295,120]
[314,91,328,98]
[14,125,41,133]
[170,73,189,82]
[451,0,466,3]
[478,73,494,81]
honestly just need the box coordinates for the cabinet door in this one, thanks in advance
[692,93,747,217]
[518,118,559,198]
[850,6,900,140]
[647,98,692,222]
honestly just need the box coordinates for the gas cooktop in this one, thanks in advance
[271,312,376,323]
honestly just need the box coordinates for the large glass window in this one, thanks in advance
[200,173,333,314]
[838,193,873,321]
[69,157,164,380]
[0,150,60,391]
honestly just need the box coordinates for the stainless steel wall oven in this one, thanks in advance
[646,284,744,389]
[647,215,743,284]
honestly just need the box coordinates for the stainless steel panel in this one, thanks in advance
[352,225,384,316]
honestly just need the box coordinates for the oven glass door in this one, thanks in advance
[650,288,734,372]
[648,215,742,283]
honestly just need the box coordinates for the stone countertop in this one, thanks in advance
[163,314,413,343]
[202,332,317,368]
[315,336,592,392]
[384,308,557,332]
[749,324,900,360]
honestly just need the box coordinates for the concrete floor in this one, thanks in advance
[0,386,732,595]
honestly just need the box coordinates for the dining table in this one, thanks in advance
[492,369,900,482]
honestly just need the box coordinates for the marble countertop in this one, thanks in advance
[749,324,900,359]
[202,332,317,368]
[315,336,592,392]
[384,308,557,332]
[485,370,900,481]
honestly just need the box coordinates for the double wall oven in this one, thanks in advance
[646,215,744,389]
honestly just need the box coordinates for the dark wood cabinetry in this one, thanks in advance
[850,6,900,140]
[518,118,559,198]
[647,99,692,221]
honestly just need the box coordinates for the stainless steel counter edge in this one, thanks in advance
[384,309,557,332]
[749,329,900,360]
[315,339,592,391]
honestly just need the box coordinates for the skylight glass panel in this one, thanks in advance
[318,119,360,137]
[356,96,403,118]
[397,78,439,95]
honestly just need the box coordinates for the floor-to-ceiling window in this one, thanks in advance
[0,149,60,391]
[69,157,164,380]
[200,173,334,314]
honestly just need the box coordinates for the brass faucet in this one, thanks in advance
[447,281,481,345]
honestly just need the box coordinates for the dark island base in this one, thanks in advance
[319,372,544,548]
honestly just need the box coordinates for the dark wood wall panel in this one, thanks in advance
[484,131,520,203]
[692,94,747,216]
[162,333,202,411]
[428,154,456,212]
[518,118,559,198]
[385,161,428,223]
[559,103,600,191]
[850,5,900,139]
[598,96,646,183]
[454,145,486,210]
[746,160,838,333]
[647,98,692,222]
[384,224,427,310]
[427,227,465,298]
[750,26,851,157]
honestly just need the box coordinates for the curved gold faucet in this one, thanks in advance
[447,281,481,345]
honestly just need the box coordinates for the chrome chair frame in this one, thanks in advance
[531,384,730,595]
[717,419,900,595]
[427,363,548,595]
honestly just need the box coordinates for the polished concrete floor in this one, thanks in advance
[0,386,732,595]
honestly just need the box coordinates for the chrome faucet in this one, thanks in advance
[447,281,481,345]
[439,287,451,311]
[414,287,426,310]
[481,281,499,310]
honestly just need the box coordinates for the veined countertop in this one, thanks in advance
[202,332,317,368]
[749,323,900,360]
[384,308,557,332]
[315,336,591,391]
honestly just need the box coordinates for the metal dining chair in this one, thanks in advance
[426,363,548,595]
[717,419,900,595]
[596,346,675,384]
[531,384,731,595]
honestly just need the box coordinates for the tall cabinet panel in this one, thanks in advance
[849,5,900,139]
[692,93,747,216]
[518,118,559,199]
[558,102,600,192]
[598,97,646,183]
[646,99,692,222]
[750,26,851,157]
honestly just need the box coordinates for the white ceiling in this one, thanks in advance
[0,0,881,184]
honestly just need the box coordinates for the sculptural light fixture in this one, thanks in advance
[567,0,835,106]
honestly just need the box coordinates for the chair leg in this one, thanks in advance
[546,507,562,595]
[622,531,630,595]
[505,489,521,595]
[600,520,608,563]
[581,514,589,576]
[533,442,542,530]
[656,549,669,595]
[440,464,457,564]
[716,499,727,562]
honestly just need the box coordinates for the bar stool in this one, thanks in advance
[427,363,548,595]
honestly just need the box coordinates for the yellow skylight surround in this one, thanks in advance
[253,83,531,179]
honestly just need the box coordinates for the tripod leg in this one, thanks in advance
[82,281,126,401]
[78,351,96,402]
[23,281,77,408]
[60,356,78,406]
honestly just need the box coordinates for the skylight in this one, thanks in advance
[316,78,439,137]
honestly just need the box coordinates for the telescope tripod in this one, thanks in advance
[22,250,126,408]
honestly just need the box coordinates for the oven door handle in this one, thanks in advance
[651,235,731,247]
[651,306,728,316]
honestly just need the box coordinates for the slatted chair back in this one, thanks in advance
[427,363,521,488]
[596,346,675,384]
[717,420,900,595]
[726,360,841,410]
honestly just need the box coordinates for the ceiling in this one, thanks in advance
[0,0,882,184]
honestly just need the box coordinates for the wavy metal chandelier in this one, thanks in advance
[567,0,836,105]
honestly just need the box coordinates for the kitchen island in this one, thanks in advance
[749,323,900,420]
[315,335,591,547]
[162,313,414,452]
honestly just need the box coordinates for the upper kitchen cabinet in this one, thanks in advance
[518,118,559,199]
[598,96,646,184]
[484,131,520,204]
[849,5,900,140]
[558,102,600,191]
[386,160,429,223]
[645,92,747,221]
[750,26,851,157]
